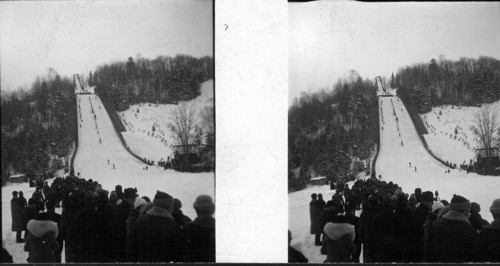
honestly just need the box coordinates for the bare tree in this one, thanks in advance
[200,106,214,146]
[168,102,197,154]
[471,104,500,158]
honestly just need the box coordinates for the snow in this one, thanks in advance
[119,79,214,162]
[3,83,214,263]
[420,100,500,166]
[289,88,500,263]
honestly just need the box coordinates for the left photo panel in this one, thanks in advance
[1,0,215,263]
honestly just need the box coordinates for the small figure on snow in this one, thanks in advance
[77,172,81,178]
[107,159,110,165]
[99,138,101,144]
[401,140,404,146]
[113,164,115,169]
[415,166,417,172]
[409,162,411,167]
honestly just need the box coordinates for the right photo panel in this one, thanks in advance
[288,2,500,263]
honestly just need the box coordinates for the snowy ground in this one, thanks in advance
[3,85,214,263]
[119,80,214,163]
[420,100,500,166]
[289,88,500,263]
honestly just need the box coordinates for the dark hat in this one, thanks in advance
[489,198,500,215]
[470,202,480,214]
[421,191,434,202]
[450,194,471,215]
[153,191,174,212]
[124,188,137,199]
[193,195,215,214]
[12,191,18,196]
[311,193,317,199]
[174,198,182,209]
[318,193,323,199]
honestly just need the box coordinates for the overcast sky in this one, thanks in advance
[289,1,500,105]
[0,0,213,91]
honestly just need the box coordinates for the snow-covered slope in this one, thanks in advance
[420,100,500,166]
[289,90,500,263]
[74,92,214,219]
[119,80,214,162]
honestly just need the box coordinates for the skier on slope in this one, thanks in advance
[415,166,417,172]
[107,159,109,165]
[113,164,115,169]
[99,138,101,144]
[401,140,404,146]
[409,162,411,167]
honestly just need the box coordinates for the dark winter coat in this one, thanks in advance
[289,246,308,263]
[310,200,322,234]
[74,202,108,263]
[61,200,82,263]
[96,200,116,262]
[358,205,378,263]
[114,199,134,262]
[371,207,409,262]
[11,197,23,232]
[183,216,215,262]
[323,222,357,262]
[135,206,186,262]
[24,219,60,263]
[46,210,63,261]
[345,212,361,262]
[126,208,140,262]
[469,212,489,231]
[20,207,39,231]
[411,203,431,262]
[431,210,480,263]
[423,211,438,262]
[478,219,500,262]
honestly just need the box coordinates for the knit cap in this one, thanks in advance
[153,191,174,213]
[470,202,481,214]
[193,195,215,213]
[432,201,445,213]
[450,194,471,215]
[490,198,500,215]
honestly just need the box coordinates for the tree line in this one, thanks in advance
[91,54,214,112]
[394,56,500,114]
[1,69,77,185]
[288,71,379,192]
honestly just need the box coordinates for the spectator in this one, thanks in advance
[358,196,379,262]
[469,202,489,231]
[20,198,39,243]
[183,195,215,262]
[478,198,500,262]
[45,202,63,263]
[432,195,479,262]
[309,193,322,246]
[24,213,60,263]
[410,190,433,262]
[11,191,23,243]
[323,215,357,262]
[135,191,185,262]
[371,195,408,262]
[114,187,137,262]
[172,198,192,227]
